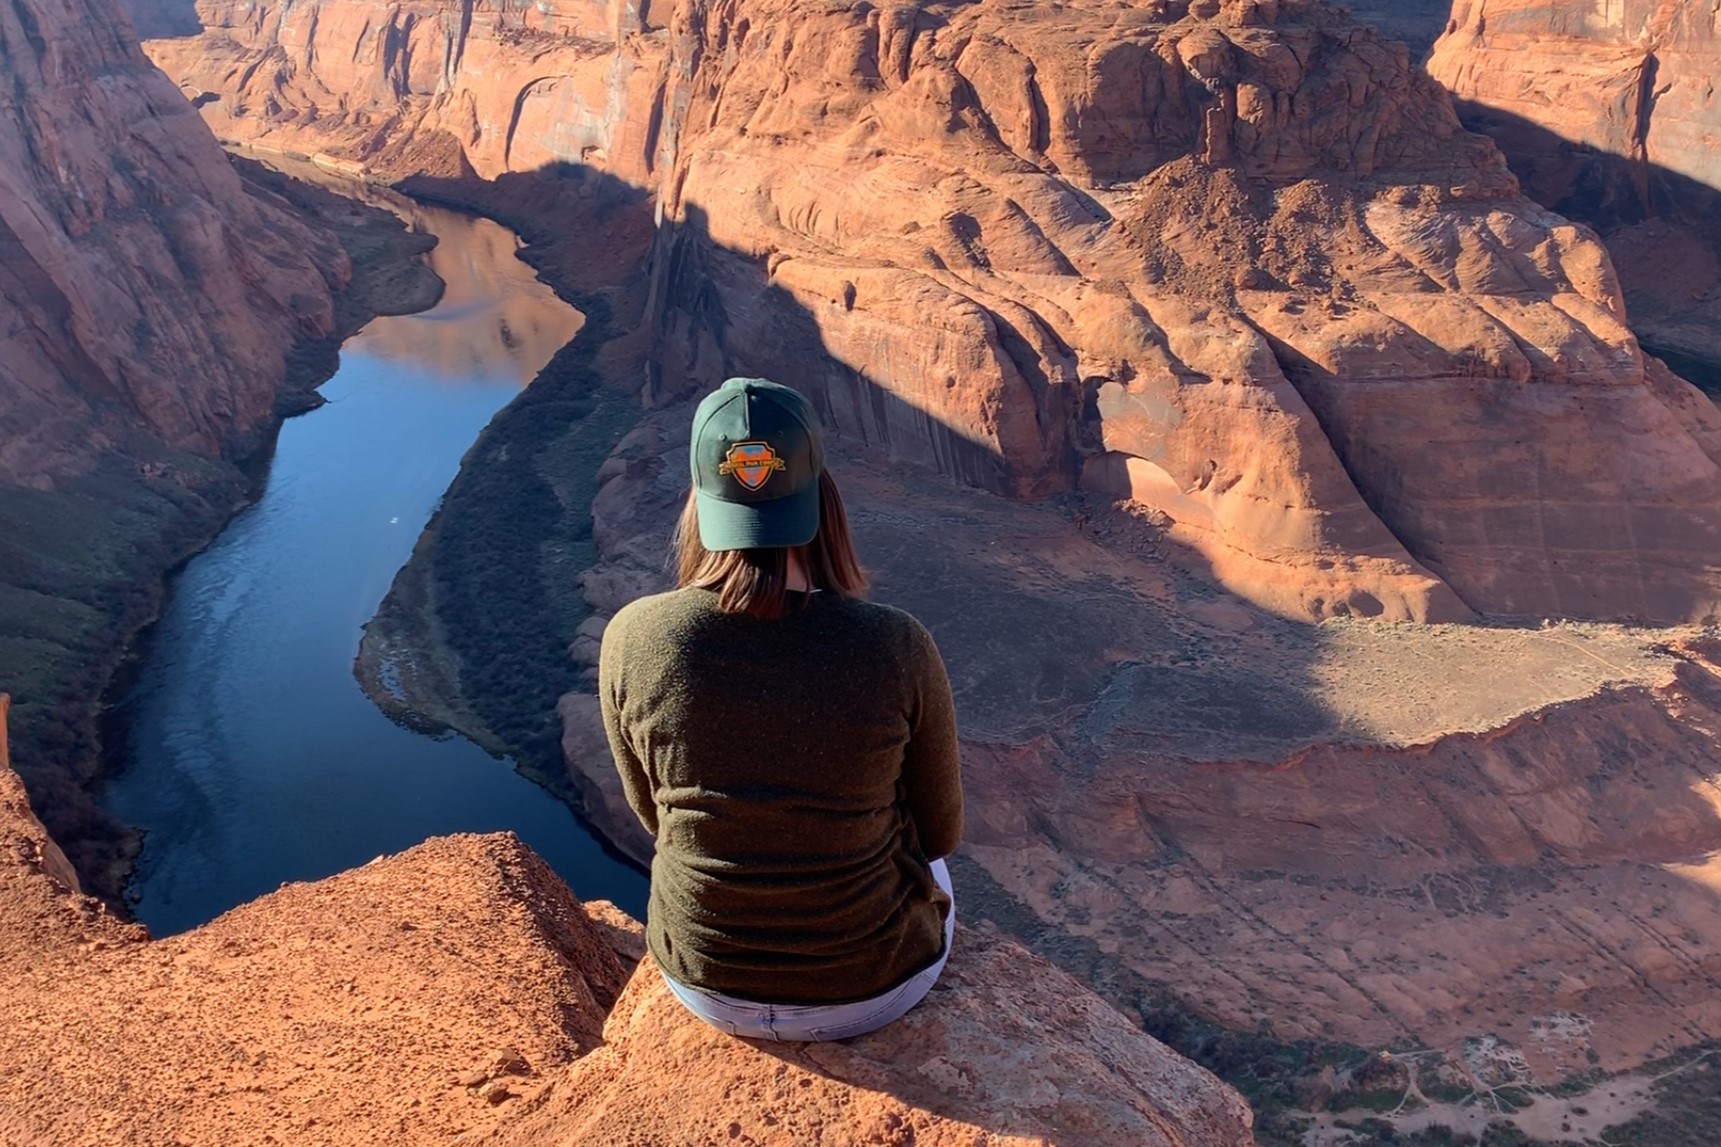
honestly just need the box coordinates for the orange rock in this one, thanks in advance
[476,934,1254,1147]
[155,0,1721,622]
[142,0,671,183]
[0,0,341,488]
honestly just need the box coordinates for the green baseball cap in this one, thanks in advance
[690,378,824,551]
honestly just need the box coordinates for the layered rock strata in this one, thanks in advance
[144,0,671,182]
[0,699,1254,1147]
[157,0,1721,624]
[1429,0,1721,369]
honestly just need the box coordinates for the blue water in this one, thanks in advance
[103,202,647,936]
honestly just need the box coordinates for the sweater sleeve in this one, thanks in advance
[597,614,659,839]
[901,618,963,860]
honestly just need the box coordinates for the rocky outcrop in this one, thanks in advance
[484,932,1255,1147]
[639,0,1721,625]
[0,698,1253,1147]
[0,0,342,488]
[156,0,1721,624]
[1428,0,1721,369]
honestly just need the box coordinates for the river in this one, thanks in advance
[102,194,648,936]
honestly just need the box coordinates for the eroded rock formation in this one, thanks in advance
[0,0,342,488]
[0,699,1254,1147]
[157,0,1721,624]
[144,0,670,182]
[1429,0,1721,371]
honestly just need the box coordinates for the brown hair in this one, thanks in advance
[675,471,869,619]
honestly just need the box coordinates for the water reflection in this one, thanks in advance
[359,203,583,384]
[104,192,644,935]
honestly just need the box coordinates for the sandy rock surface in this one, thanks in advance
[0,0,343,488]
[479,930,1254,1147]
[155,0,1721,624]
[1429,0,1721,369]
[0,697,1252,1146]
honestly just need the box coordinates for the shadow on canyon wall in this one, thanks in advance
[1336,0,1454,62]
[1452,99,1721,379]
[121,0,200,40]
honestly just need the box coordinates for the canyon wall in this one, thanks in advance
[154,0,1721,625]
[0,696,1254,1146]
[145,0,671,182]
[0,0,342,488]
[1428,0,1721,369]
[0,0,364,893]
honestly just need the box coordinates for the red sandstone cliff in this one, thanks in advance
[144,0,670,182]
[0,697,1255,1146]
[154,0,1721,624]
[0,0,344,488]
[0,0,371,897]
[1428,0,1721,370]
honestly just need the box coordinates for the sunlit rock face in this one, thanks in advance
[642,0,1721,625]
[0,0,342,489]
[153,0,1721,624]
[1429,1,1721,371]
[142,0,671,182]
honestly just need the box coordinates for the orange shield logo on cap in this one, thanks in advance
[718,441,786,491]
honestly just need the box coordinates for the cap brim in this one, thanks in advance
[695,485,820,551]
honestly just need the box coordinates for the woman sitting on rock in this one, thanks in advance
[597,377,963,1042]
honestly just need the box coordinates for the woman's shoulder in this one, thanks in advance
[605,588,716,645]
[826,596,937,652]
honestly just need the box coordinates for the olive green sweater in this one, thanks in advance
[597,587,962,1004]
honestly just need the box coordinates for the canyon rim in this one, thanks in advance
[4,0,1721,1143]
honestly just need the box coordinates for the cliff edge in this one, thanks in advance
[0,698,1253,1146]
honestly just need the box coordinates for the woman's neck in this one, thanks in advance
[784,550,812,593]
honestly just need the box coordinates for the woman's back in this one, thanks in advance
[600,585,960,1004]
